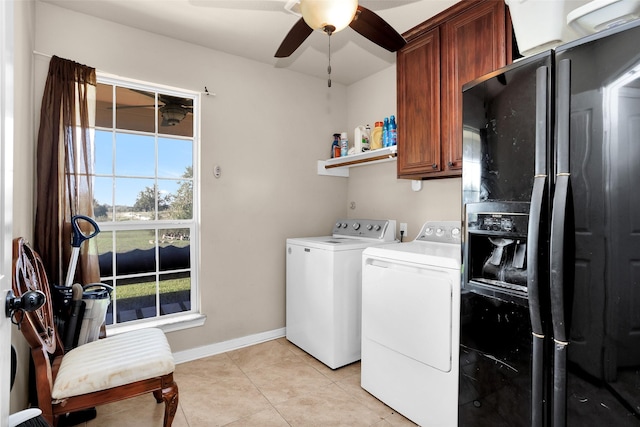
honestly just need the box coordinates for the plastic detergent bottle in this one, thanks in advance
[332,133,341,158]
[340,132,348,157]
[354,125,370,153]
[383,117,389,147]
[364,124,371,151]
[371,122,383,150]
[389,115,397,146]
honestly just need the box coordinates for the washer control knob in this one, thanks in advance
[335,222,342,229]
[451,228,461,238]
[366,224,373,231]
[341,223,347,228]
[374,224,381,231]
[436,227,445,237]
[352,223,361,230]
[424,227,433,235]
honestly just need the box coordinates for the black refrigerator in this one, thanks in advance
[460,20,640,427]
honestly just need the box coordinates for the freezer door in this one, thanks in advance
[461,51,553,427]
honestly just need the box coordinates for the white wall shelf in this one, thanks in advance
[317,146,397,177]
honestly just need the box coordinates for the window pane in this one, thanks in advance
[115,133,155,177]
[158,94,193,138]
[160,273,191,315]
[93,176,114,221]
[158,137,192,178]
[115,276,157,323]
[96,83,113,128]
[116,177,155,221]
[103,279,114,326]
[159,228,190,271]
[115,87,155,133]
[115,229,156,275]
[159,178,192,220]
[94,130,113,175]
[97,230,114,277]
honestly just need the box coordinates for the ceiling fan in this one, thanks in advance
[117,91,194,126]
[274,0,407,58]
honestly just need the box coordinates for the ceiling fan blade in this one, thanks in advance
[159,94,193,107]
[110,104,156,110]
[274,17,313,58]
[349,5,406,52]
[129,88,156,99]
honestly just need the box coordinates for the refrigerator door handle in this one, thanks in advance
[529,175,547,427]
[550,175,569,343]
[550,173,570,427]
[556,59,571,174]
[529,65,549,335]
[534,66,549,177]
[528,65,549,427]
[550,57,572,427]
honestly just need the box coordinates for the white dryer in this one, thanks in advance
[286,219,396,369]
[361,221,461,427]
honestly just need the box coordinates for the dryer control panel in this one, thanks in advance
[416,221,461,244]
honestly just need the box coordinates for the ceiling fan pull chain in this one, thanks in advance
[323,24,336,88]
[327,33,332,88]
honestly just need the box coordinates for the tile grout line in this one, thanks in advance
[221,339,301,426]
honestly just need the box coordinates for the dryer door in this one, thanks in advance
[362,257,454,372]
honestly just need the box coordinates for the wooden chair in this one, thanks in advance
[11,237,179,427]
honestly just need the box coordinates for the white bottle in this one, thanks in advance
[363,124,371,151]
[354,125,370,153]
[340,132,348,157]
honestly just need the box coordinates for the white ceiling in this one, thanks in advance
[40,0,460,85]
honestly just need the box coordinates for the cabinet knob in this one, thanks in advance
[432,163,438,169]
[448,161,454,167]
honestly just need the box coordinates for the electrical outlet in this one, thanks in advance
[400,223,408,235]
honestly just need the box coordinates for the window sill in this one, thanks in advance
[106,313,207,336]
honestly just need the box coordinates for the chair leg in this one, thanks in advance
[161,380,179,427]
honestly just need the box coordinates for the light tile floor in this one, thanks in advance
[82,337,417,426]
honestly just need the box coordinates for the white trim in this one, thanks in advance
[1,0,14,424]
[172,327,287,364]
[107,313,206,336]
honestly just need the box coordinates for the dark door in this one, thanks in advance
[552,21,640,427]
[460,52,552,426]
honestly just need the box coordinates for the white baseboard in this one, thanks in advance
[172,327,286,364]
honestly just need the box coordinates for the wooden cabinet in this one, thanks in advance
[397,0,511,179]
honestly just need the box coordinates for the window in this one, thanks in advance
[93,76,199,330]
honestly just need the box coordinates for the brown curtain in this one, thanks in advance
[34,56,100,287]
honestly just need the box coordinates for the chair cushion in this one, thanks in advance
[52,328,175,400]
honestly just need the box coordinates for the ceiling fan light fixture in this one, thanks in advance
[300,0,358,34]
[161,105,187,126]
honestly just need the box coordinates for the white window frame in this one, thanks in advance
[95,73,204,335]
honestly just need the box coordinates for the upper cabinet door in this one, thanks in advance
[397,27,441,177]
[441,0,507,174]
[397,0,510,180]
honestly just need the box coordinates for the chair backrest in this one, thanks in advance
[12,237,64,372]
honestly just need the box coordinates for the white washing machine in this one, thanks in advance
[361,221,461,427]
[286,219,396,369]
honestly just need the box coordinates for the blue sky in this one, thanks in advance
[93,130,192,207]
